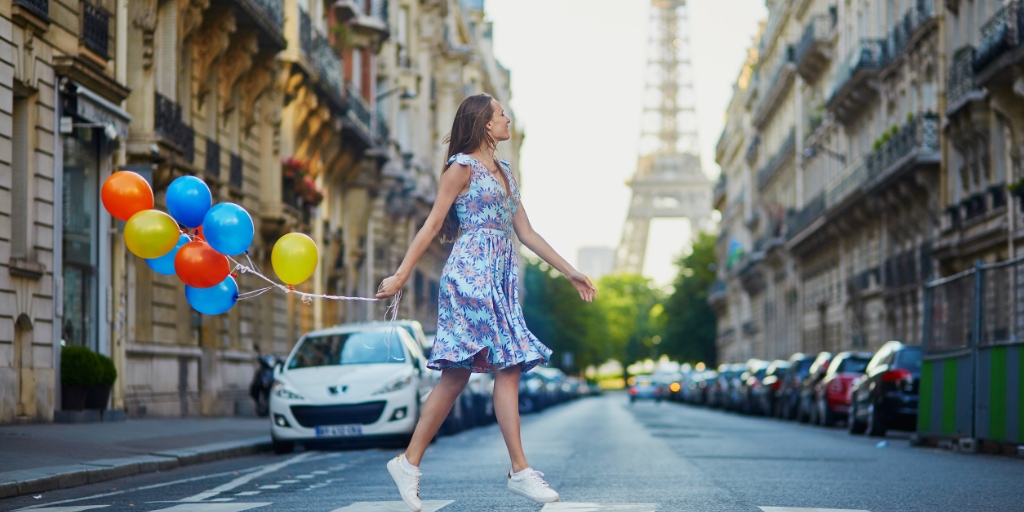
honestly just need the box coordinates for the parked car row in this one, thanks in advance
[266,320,596,454]
[650,341,923,438]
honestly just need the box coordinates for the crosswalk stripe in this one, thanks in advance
[277,480,300,484]
[235,492,261,496]
[541,504,657,511]
[146,504,272,512]
[759,508,871,512]
[256,485,281,490]
[11,507,110,512]
[328,500,454,511]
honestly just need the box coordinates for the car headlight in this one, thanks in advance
[272,382,305,400]
[373,374,413,395]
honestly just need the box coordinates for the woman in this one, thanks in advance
[376,93,596,511]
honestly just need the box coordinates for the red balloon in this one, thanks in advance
[102,171,154,221]
[195,225,205,241]
[174,241,230,288]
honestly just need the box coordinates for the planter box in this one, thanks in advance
[61,385,87,411]
[85,384,112,410]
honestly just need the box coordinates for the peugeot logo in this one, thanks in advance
[328,385,348,395]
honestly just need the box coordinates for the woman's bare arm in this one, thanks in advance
[375,164,471,298]
[512,203,597,302]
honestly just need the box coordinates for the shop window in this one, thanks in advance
[62,128,102,350]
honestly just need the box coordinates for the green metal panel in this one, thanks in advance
[942,358,958,435]
[990,346,1007,442]
[1019,347,1024,444]
[918,360,933,433]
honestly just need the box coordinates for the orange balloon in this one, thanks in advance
[174,241,230,288]
[102,171,154,221]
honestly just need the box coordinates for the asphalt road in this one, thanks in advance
[3,392,1023,512]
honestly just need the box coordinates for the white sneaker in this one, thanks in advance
[507,468,560,503]
[387,455,422,512]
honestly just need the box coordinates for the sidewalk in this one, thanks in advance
[0,417,271,499]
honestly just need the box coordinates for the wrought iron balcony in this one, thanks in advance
[753,46,796,128]
[744,134,761,165]
[346,83,373,133]
[229,153,243,190]
[205,138,221,177]
[13,0,49,22]
[336,0,389,35]
[795,14,834,82]
[962,193,988,221]
[825,157,867,209]
[376,116,390,145]
[713,175,727,207]
[247,0,284,32]
[786,192,825,240]
[973,0,1024,75]
[947,46,980,113]
[310,32,345,109]
[299,8,313,60]
[154,92,195,163]
[756,129,795,189]
[865,113,939,187]
[826,39,884,122]
[81,2,109,58]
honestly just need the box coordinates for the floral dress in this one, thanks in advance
[428,153,552,373]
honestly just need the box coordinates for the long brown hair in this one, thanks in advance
[437,93,508,242]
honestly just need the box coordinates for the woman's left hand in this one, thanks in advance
[567,271,597,302]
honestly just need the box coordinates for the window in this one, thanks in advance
[11,95,31,260]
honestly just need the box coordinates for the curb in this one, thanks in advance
[0,436,272,500]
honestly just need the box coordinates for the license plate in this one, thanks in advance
[315,424,363,437]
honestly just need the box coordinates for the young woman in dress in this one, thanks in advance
[375,93,597,511]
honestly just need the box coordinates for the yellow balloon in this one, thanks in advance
[124,210,180,259]
[272,232,319,285]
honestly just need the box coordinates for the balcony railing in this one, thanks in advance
[947,46,980,111]
[745,134,761,164]
[756,130,796,189]
[155,92,195,163]
[713,175,727,204]
[81,2,109,58]
[827,39,884,105]
[229,153,243,189]
[787,192,825,239]
[795,14,834,81]
[14,0,49,21]
[205,138,221,177]
[825,157,867,208]
[881,1,936,67]
[247,0,285,32]
[865,113,939,185]
[376,115,390,145]
[973,0,1024,73]
[346,83,373,132]
[299,8,313,60]
[311,32,345,108]
[753,46,796,127]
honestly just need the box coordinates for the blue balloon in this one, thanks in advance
[185,276,238,315]
[145,234,190,275]
[166,176,212,228]
[202,202,254,255]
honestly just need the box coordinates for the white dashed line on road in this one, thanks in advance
[540,504,657,512]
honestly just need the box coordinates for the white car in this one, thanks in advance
[269,323,430,454]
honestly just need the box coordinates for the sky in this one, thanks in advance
[485,0,767,287]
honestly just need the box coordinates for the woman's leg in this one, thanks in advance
[404,367,471,466]
[493,365,529,472]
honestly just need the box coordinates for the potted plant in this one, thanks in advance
[85,352,117,410]
[61,346,99,411]
[1008,176,1024,199]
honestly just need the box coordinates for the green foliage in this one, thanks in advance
[594,273,665,366]
[521,260,608,373]
[96,353,118,386]
[1008,177,1024,195]
[661,232,719,365]
[61,346,102,387]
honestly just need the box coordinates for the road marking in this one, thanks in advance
[148,505,271,512]
[209,498,235,502]
[277,480,300,484]
[178,452,314,502]
[541,504,657,512]
[759,508,871,512]
[296,475,315,479]
[329,501,454,511]
[256,485,281,490]
[312,470,330,475]
[235,491,261,496]
[11,507,110,512]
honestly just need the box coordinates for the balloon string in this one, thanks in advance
[226,255,379,303]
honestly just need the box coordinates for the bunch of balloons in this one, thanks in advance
[101,171,320,316]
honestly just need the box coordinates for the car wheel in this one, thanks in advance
[848,402,866,435]
[272,439,295,455]
[866,403,887,437]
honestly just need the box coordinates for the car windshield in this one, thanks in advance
[755,368,767,379]
[895,348,922,372]
[288,331,406,369]
[836,357,870,374]
[796,359,814,375]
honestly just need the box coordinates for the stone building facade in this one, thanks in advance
[712,0,1001,364]
[0,0,519,423]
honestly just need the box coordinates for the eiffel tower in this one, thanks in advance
[614,0,712,275]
